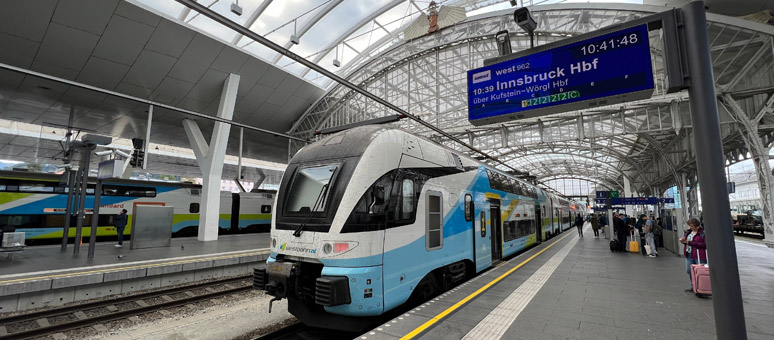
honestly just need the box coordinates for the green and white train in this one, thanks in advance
[0,170,274,243]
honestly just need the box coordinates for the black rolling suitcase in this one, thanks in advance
[610,239,621,252]
[640,236,648,256]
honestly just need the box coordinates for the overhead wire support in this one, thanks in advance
[174,0,519,173]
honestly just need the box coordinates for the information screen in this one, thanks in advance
[467,24,654,125]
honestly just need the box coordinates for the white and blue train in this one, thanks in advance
[253,126,584,330]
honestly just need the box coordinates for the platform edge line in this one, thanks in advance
[399,232,574,340]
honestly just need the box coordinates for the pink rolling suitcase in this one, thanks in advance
[691,249,711,296]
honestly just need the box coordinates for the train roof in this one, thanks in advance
[0,170,201,189]
[292,125,390,164]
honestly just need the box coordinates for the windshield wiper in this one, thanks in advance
[293,183,330,237]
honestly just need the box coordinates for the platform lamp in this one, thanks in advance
[514,7,537,48]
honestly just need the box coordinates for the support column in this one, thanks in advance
[751,146,774,243]
[683,2,747,338]
[720,94,774,244]
[623,176,633,217]
[183,73,240,242]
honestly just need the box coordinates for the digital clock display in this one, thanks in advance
[467,24,654,125]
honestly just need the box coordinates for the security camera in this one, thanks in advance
[514,8,537,32]
[115,150,131,159]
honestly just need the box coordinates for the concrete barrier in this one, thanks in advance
[0,250,268,313]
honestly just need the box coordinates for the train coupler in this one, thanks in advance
[268,296,282,313]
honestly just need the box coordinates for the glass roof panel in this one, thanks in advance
[292,0,396,59]
[135,0,648,91]
[134,0,186,18]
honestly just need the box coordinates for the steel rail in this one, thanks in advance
[0,277,251,340]
[174,0,521,174]
[253,321,307,340]
[0,62,309,143]
[0,276,249,325]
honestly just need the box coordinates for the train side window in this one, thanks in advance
[480,211,486,237]
[426,191,443,250]
[189,203,200,213]
[401,179,415,221]
[261,205,271,213]
[464,194,473,221]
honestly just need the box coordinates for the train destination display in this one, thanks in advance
[467,24,654,126]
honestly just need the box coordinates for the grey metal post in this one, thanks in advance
[60,169,76,252]
[238,126,243,181]
[87,179,102,259]
[73,145,93,255]
[143,105,153,170]
[682,2,747,339]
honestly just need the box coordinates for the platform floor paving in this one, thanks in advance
[0,233,270,277]
[361,225,774,340]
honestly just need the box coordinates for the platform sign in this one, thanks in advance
[595,191,608,199]
[660,198,675,204]
[467,24,654,125]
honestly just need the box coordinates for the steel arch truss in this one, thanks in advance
[290,3,774,234]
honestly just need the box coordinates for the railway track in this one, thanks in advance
[0,276,252,340]
[253,321,360,340]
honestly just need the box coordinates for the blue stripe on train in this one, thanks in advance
[1,186,179,215]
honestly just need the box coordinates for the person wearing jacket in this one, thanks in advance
[574,214,584,237]
[115,209,128,248]
[680,218,707,292]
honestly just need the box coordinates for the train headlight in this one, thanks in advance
[320,241,358,256]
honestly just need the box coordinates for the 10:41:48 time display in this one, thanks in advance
[580,33,640,56]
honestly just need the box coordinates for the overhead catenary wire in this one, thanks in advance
[174,0,521,175]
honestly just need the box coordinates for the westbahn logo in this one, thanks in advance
[472,70,491,84]
[278,243,317,254]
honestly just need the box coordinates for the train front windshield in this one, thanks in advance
[285,164,338,214]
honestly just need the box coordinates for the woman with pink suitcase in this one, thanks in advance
[680,218,710,297]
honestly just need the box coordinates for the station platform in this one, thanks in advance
[0,233,270,313]
[361,225,774,340]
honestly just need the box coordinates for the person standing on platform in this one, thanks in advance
[599,213,608,235]
[655,217,664,248]
[680,218,707,292]
[114,209,128,248]
[591,214,600,238]
[574,214,584,237]
[643,215,658,257]
[614,213,628,251]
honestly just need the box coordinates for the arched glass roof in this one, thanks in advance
[131,0,642,88]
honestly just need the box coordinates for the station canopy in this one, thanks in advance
[58,0,774,195]
[2,0,773,198]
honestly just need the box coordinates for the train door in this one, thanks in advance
[475,200,492,272]
[534,204,542,244]
[230,193,240,233]
[489,199,502,262]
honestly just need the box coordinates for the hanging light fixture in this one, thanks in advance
[290,19,299,44]
[332,44,341,67]
[231,0,242,15]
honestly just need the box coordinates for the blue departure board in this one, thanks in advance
[468,24,654,125]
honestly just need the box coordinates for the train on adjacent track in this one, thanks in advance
[254,126,585,331]
[0,170,274,243]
